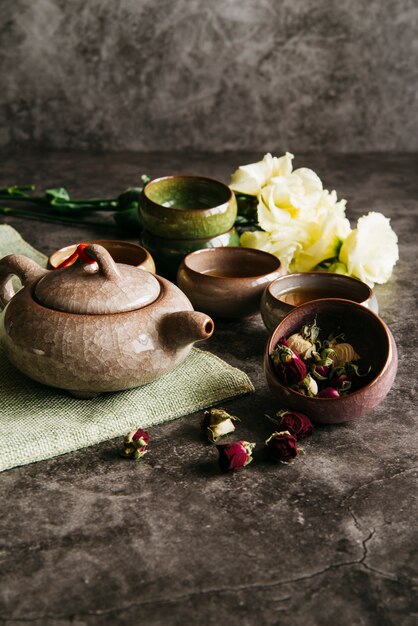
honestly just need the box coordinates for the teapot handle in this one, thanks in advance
[0,254,48,307]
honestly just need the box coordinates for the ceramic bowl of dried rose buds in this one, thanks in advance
[264,299,398,423]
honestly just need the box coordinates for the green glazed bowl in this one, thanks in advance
[141,227,240,279]
[140,175,238,240]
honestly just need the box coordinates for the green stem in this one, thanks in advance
[0,196,118,212]
[0,206,115,227]
[0,185,35,196]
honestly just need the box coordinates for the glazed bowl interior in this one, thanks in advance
[185,246,281,278]
[140,175,237,240]
[268,272,372,306]
[261,272,377,331]
[144,176,232,211]
[264,298,397,423]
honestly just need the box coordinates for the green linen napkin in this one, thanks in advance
[0,223,48,267]
[0,225,254,472]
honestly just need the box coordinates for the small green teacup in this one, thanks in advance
[140,175,237,240]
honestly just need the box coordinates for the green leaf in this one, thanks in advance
[113,206,142,232]
[45,187,71,204]
[117,187,143,211]
[234,192,258,226]
[326,261,349,276]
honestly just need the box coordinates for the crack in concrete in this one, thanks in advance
[358,527,392,580]
[339,466,417,584]
[359,527,375,564]
[345,496,405,583]
[0,555,404,623]
[341,466,417,511]
[2,471,415,624]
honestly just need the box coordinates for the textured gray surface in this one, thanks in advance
[0,152,417,625]
[1,0,418,151]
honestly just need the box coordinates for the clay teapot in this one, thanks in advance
[0,244,214,398]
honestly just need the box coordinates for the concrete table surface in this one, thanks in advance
[0,152,416,626]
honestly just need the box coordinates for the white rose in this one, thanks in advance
[258,167,323,231]
[339,212,399,286]
[269,167,324,212]
[291,190,351,272]
[242,167,331,271]
[239,229,271,252]
[230,152,294,196]
[240,226,304,271]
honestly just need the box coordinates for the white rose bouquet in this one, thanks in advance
[230,153,399,287]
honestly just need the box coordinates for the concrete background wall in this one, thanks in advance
[1,0,417,152]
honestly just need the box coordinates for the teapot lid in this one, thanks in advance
[34,244,160,314]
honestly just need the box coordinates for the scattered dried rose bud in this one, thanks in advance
[202,407,239,443]
[270,341,307,386]
[121,427,149,459]
[216,441,255,472]
[317,387,340,398]
[264,431,299,463]
[275,410,313,439]
[329,342,360,367]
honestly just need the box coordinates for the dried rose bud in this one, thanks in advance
[270,342,307,386]
[300,320,320,343]
[264,431,299,464]
[315,349,335,368]
[287,333,315,359]
[329,342,360,367]
[312,364,330,379]
[317,387,340,398]
[330,372,348,386]
[216,441,255,472]
[56,243,99,270]
[275,410,313,439]
[202,407,238,443]
[121,427,149,459]
[299,373,318,397]
[329,372,353,393]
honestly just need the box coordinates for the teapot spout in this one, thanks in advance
[160,311,214,348]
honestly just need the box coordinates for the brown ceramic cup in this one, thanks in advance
[48,240,156,273]
[261,272,378,331]
[177,247,284,319]
[264,298,397,424]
